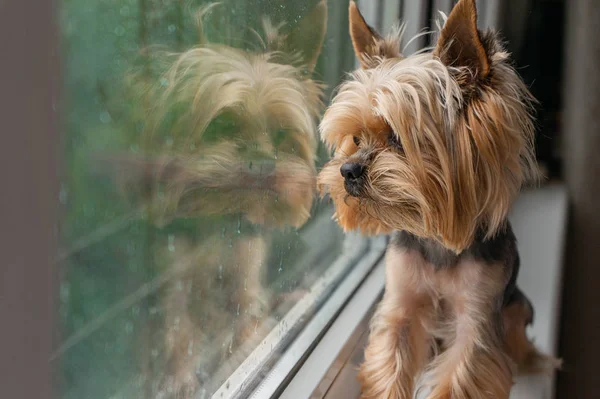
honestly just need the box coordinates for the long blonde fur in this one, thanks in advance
[319,1,554,398]
[319,30,538,252]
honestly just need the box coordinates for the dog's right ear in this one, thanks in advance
[434,0,490,81]
[349,1,399,68]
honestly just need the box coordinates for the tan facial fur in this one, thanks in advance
[318,0,539,252]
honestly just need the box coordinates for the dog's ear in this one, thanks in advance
[284,0,327,72]
[434,0,490,80]
[349,1,388,69]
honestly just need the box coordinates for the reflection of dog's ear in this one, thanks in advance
[193,2,222,45]
[283,0,327,71]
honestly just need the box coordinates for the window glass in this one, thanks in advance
[54,0,359,398]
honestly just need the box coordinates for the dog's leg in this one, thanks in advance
[159,237,208,399]
[161,276,202,399]
[503,287,561,374]
[233,235,272,345]
[359,248,434,399]
[426,261,513,399]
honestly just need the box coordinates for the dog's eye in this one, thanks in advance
[353,136,360,146]
[388,132,403,151]
[273,128,288,147]
[203,111,239,143]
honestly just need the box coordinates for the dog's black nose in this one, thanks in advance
[340,162,365,180]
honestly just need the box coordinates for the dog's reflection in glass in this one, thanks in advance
[102,3,327,397]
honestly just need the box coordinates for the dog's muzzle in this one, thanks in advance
[340,162,366,197]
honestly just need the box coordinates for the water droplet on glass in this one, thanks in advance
[218,264,223,280]
[114,26,125,36]
[60,283,70,302]
[237,217,241,234]
[168,24,176,33]
[278,258,283,274]
[83,204,95,217]
[243,278,247,291]
[160,77,168,87]
[151,349,159,358]
[58,186,68,204]
[127,242,136,256]
[165,137,173,146]
[187,340,194,356]
[99,111,112,124]
[236,303,240,316]
[125,321,133,334]
[168,234,175,252]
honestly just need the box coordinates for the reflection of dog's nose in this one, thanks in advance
[340,162,365,180]
[249,159,276,176]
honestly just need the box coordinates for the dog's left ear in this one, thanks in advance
[284,0,327,71]
[434,0,490,80]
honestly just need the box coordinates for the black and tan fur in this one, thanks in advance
[318,1,559,397]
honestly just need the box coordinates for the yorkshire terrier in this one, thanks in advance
[101,2,327,397]
[318,1,559,398]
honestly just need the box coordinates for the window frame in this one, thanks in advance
[214,236,387,399]
[279,251,386,399]
[0,1,61,398]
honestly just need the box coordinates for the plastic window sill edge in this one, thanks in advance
[210,235,387,399]
[277,246,386,399]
